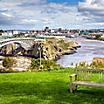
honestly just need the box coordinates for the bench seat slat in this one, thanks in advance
[73,81,104,87]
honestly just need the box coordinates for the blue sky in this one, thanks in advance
[0,0,104,30]
[47,0,83,4]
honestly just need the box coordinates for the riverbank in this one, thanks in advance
[82,35,104,41]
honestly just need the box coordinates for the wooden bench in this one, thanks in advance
[70,74,104,93]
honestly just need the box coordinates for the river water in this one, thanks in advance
[57,37,104,67]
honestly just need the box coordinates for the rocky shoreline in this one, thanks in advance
[54,46,81,61]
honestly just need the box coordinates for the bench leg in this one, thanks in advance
[70,84,77,93]
[70,86,73,93]
[70,83,73,93]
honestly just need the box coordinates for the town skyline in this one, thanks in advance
[0,0,104,30]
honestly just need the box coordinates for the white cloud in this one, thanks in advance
[78,0,104,18]
[78,0,104,29]
[0,0,104,29]
[21,19,39,24]
[0,1,81,29]
[1,12,13,17]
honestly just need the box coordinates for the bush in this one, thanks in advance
[76,61,104,69]
[95,35,101,39]
[90,61,104,69]
[75,61,88,69]
[31,58,61,71]
[2,57,16,69]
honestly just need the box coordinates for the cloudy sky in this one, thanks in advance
[0,0,104,30]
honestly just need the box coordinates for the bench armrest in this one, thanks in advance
[70,74,77,82]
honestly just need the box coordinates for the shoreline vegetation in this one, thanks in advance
[82,34,104,41]
[0,57,104,73]
[76,58,104,70]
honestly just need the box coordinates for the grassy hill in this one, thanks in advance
[0,70,104,104]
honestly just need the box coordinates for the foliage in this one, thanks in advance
[95,34,102,39]
[31,58,62,71]
[2,57,16,69]
[75,61,104,69]
[0,29,4,33]
[90,61,104,69]
[0,30,4,35]
[75,61,89,69]
[57,39,70,50]
[12,33,25,38]
[99,37,104,41]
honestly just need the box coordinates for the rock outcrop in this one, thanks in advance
[39,38,80,60]
[23,38,80,60]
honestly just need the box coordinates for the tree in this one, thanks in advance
[0,30,4,33]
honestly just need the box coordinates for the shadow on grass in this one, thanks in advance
[0,81,104,104]
[77,88,104,96]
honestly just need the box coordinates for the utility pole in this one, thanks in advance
[38,42,42,70]
[40,44,41,69]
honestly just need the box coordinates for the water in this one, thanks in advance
[57,37,104,67]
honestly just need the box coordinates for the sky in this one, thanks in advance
[0,0,104,30]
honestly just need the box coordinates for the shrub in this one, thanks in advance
[2,57,16,69]
[76,61,104,69]
[90,61,104,69]
[95,35,101,39]
[76,61,88,69]
[31,58,61,71]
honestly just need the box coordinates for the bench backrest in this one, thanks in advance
[70,69,104,83]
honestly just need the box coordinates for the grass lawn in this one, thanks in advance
[0,70,104,104]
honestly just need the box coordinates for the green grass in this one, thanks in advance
[0,70,104,104]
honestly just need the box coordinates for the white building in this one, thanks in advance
[2,30,19,37]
